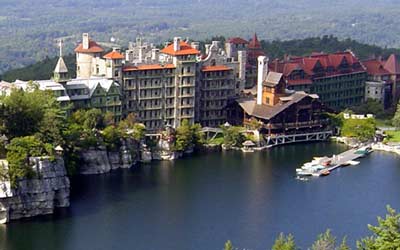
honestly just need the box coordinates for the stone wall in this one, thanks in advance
[0,157,70,224]
[79,139,139,175]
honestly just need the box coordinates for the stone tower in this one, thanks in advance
[75,33,104,79]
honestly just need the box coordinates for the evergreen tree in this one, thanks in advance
[224,240,233,250]
[357,206,400,250]
[272,233,297,250]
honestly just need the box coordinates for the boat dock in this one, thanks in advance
[297,145,373,177]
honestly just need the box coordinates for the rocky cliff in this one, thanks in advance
[0,157,70,224]
[79,139,139,175]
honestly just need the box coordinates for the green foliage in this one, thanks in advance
[311,229,349,250]
[0,87,61,139]
[83,109,105,131]
[222,126,245,148]
[272,233,297,250]
[174,120,204,152]
[323,112,344,128]
[357,206,400,250]
[223,240,233,250]
[384,131,400,143]
[350,99,388,120]
[129,123,146,142]
[102,125,121,151]
[392,102,400,129]
[341,118,376,141]
[6,136,53,187]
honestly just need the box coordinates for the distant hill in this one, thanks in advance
[1,54,76,82]
[1,0,400,74]
[2,36,400,82]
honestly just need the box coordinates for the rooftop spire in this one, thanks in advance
[53,39,69,83]
[59,39,63,57]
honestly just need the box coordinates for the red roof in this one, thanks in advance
[201,65,232,72]
[227,37,249,44]
[75,40,104,53]
[160,41,200,56]
[248,33,261,49]
[384,54,400,74]
[123,64,175,72]
[362,59,390,76]
[104,51,124,60]
[273,51,365,87]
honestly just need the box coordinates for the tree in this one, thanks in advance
[102,125,121,151]
[83,109,104,131]
[357,206,400,250]
[392,102,400,129]
[0,88,58,138]
[6,135,53,187]
[272,233,297,250]
[224,240,233,250]
[311,230,349,250]
[175,119,194,151]
[130,123,146,142]
[350,99,384,118]
[341,118,376,141]
[118,113,137,131]
[222,126,245,148]
[104,111,115,127]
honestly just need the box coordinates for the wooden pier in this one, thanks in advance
[298,145,373,177]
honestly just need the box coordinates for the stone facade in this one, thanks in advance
[0,157,70,224]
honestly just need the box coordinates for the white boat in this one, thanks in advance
[346,160,360,166]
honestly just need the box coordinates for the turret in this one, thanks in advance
[53,39,69,84]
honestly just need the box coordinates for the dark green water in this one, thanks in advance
[1,142,399,250]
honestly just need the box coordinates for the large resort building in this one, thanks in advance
[269,52,367,110]
[2,33,400,132]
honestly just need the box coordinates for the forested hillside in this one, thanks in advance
[2,35,400,82]
[1,0,400,74]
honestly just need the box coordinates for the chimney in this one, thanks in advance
[151,48,159,61]
[173,37,181,52]
[205,44,211,55]
[257,56,269,105]
[191,42,200,51]
[83,33,89,50]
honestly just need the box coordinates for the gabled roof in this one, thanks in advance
[227,37,249,44]
[122,64,176,72]
[264,72,283,87]
[238,91,318,120]
[160,41,200,56]
[362,59,390,76]
[384,54,400,74]
[75,40,104,53]
[104,51,124,60]
[201,65,232,72]
[54,57,68,73]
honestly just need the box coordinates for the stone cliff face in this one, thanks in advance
[0,157,70,224]
[79,139,139,175]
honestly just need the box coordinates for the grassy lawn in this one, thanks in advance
[207,134,224,145]
[385,130,400,143]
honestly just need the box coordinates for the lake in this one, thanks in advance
[1,142,399,250]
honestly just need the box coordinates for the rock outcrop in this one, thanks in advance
[79,139,139,174]
[0,157,70,224]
